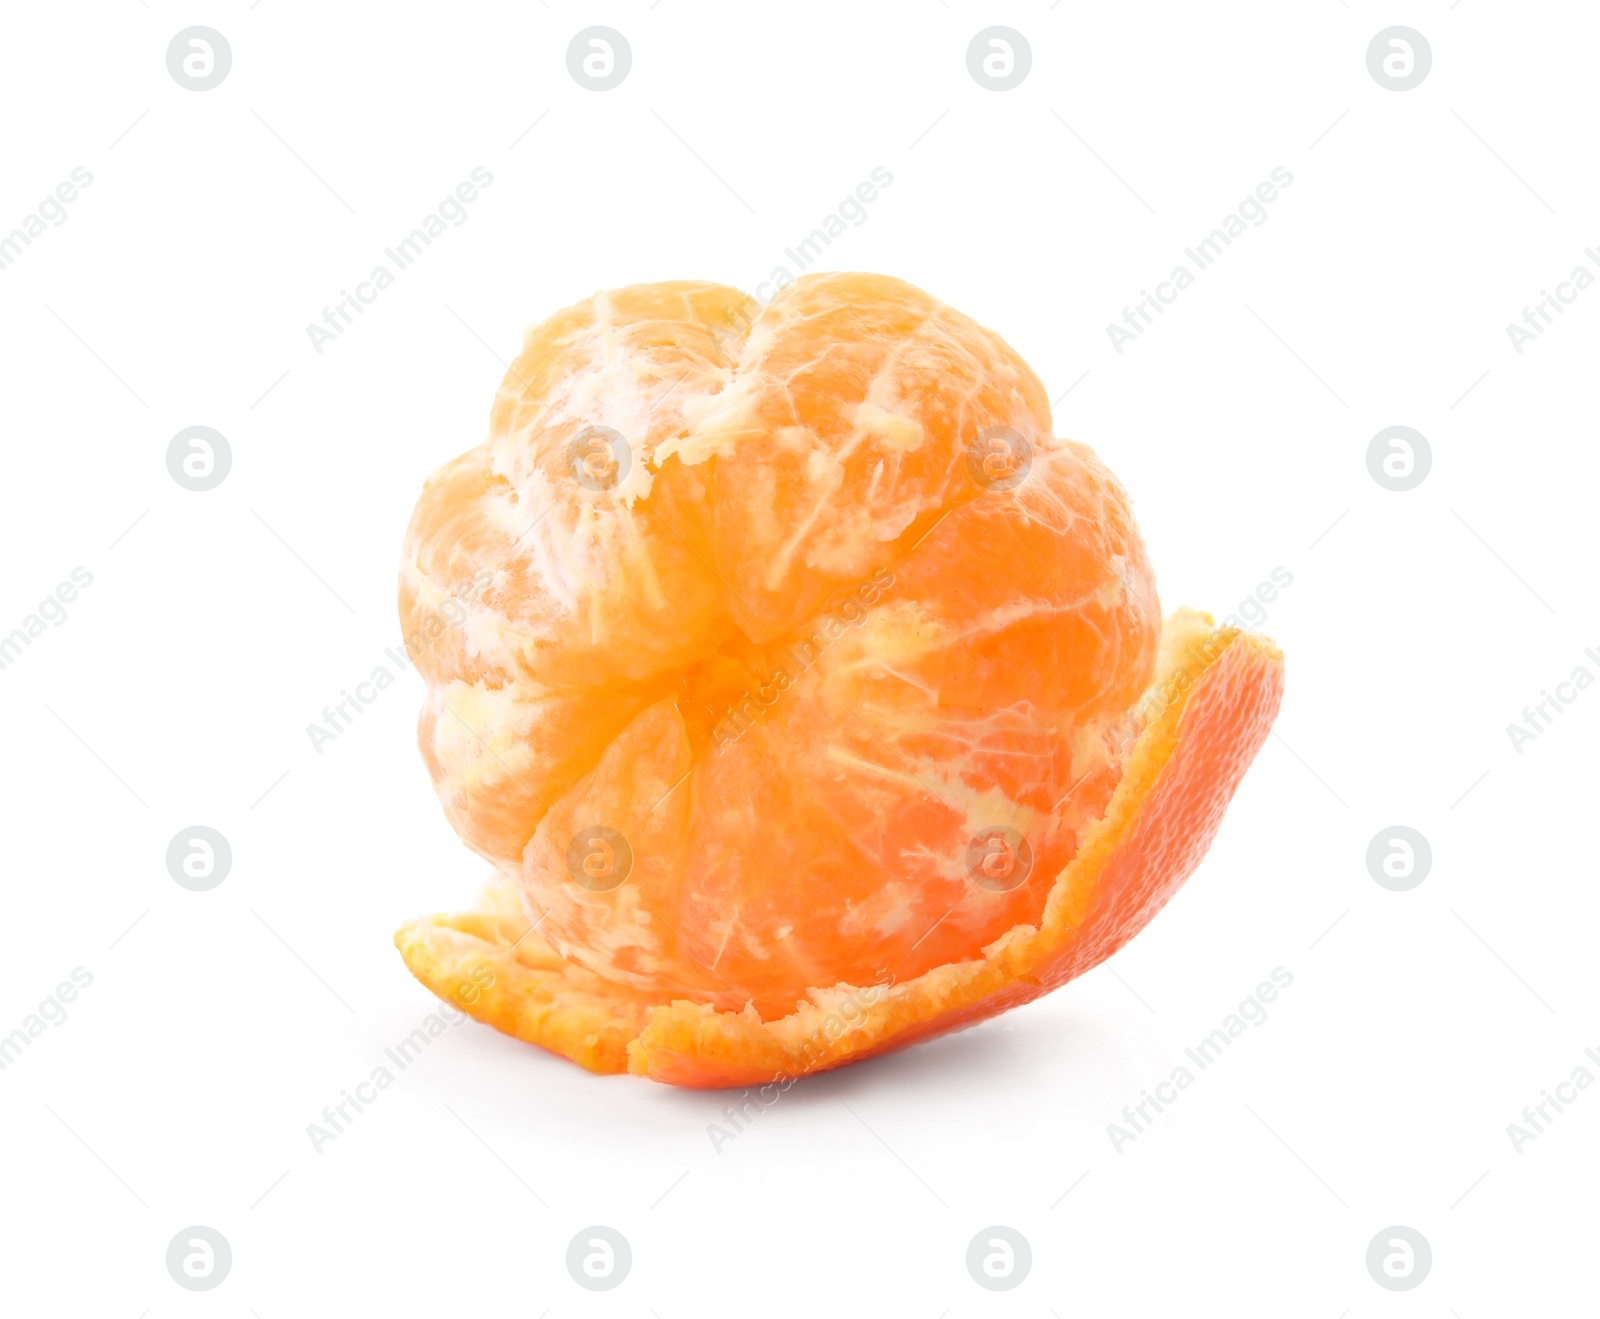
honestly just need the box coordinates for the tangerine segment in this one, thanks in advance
[394,614,1283,1085]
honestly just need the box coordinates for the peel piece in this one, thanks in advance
[394,875,652,1074]
[395,612,1283,1086]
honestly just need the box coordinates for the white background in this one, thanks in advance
[1,2,1596,1315]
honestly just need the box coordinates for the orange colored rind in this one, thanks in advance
[395,609,1283,1086]
[395,876,647,1074]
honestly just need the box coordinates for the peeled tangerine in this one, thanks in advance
[393,273,1284,1087]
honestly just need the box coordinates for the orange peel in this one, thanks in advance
[393,274,1284,1087]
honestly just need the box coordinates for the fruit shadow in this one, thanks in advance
[721,1008,1093,1110]
[427,991,1143,1137]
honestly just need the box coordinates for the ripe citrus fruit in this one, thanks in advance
[395,274,1284,1085]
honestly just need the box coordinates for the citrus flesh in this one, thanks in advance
[394,274,1284,1084]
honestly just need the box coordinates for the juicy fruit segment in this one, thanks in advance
[395,273,1284,1083]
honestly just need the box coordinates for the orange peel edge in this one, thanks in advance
[393,612,1285,1087]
